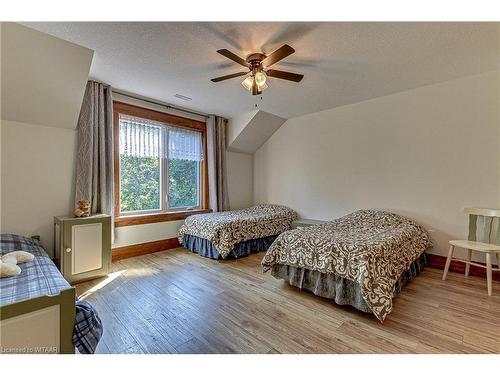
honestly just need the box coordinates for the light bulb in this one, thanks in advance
[255,71,267,88]
[258,82,268,91]
[241,76,254,91]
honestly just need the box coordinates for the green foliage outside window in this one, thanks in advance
[168,159,199,209]
[120,155,199,213]
[120,155,161,212]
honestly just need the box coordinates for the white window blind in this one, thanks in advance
[119,115,162,158]
[168,127,203,161]
[119,114,203,161]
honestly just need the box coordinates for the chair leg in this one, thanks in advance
[465,249,472,277]
[442,245,455,281]
[486,253,492,296]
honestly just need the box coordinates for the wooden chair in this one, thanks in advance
[442,208,500,295]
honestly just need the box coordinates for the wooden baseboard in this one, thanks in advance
[426,253,500,281]
[112,237,180,261]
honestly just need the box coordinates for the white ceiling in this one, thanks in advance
[22,22,500,119]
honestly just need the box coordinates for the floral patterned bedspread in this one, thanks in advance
[178,204,298,258]
[262,210,431,322]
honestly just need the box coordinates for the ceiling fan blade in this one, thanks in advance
[217,49,249,67]
[266,69,304,82]
[261,44,295,67]
[211,71,248,83]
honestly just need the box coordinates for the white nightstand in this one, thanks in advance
[291,219,327,229]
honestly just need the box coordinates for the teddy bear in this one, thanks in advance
[74,199,92,217]
[0,251,35,278]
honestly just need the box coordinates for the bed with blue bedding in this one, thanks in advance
[0,234,103,354]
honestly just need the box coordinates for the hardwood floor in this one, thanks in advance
[75,248,500,354]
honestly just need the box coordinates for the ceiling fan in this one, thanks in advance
[210,44,304,95]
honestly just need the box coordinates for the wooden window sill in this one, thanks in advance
[115,209,211,227]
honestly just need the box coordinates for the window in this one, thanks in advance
[119,115,162,213]
[114,101,209,226]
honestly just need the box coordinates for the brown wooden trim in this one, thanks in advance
[114,209,211,227]
[113,101,205,131]
[426,253,500,281]
[112,237,181,261]
[113,100,209,218]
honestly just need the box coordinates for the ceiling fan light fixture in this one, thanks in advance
[241,76,254,91]
[254,71,267,87]
[212,44,302,96]
[257,82,268,91]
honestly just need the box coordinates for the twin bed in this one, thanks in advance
[0,235,102,354]
[179,204,298,259]
[262,210,431,322]
[180,206,431,322]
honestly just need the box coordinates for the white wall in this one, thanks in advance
[1,22,93,130]
[113,220,184,248]
[254,71,500,258]
[0,23,90,258]
[226,151,253,210]
[1,120,77,257]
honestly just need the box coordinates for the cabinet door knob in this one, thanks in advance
[65,248,72,253]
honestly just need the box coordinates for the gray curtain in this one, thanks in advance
[75,81,114,218]
[206,115,229,212]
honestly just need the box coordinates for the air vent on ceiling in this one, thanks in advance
[174,94,192,101]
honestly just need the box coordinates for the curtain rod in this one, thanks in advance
[112,89,211,119]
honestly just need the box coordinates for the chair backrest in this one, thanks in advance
[465,208,500,245]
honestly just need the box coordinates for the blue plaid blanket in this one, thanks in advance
[1,234,103,354]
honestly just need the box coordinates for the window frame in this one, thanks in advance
[113,101,210,227]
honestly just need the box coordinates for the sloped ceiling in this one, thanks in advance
[20,22,500,119]
[227,109,259,146]
[227,110,286,154]
[1,22,94,129]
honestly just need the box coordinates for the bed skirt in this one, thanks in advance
[182,234,279,259]
[271,252,427,314]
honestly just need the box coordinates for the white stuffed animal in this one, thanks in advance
[0,258,21,277]
[0,251,35,278]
